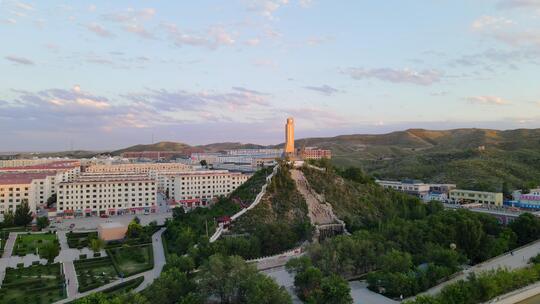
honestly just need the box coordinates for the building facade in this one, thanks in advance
[56,173,157,217]
[166,170,249,205]
[300,148,332,160]
[85,163,192,174]
[449,189,503,206]
[376,180,431,198]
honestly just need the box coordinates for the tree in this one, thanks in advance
[380,250,413,273]
[46,193,57,208]
[510,213,540,245]
[294,266,323,301]
[127,219,143,238]
[144,268,196,304]
[36,216,50,230]
[173,207,185,220]
[3,211,14,227]
[14,199,33,226]
[90,238,105,253]
[197,254,291,304]
[319,275,353,304]
[40,241,60,262]
[200,160,208,168]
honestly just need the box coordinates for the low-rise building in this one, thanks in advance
[300,148,332,160]
[449,189,503,206]
[376,180,431,198]
[98,222,127,241]
[56,172,157,217]
[166,170,249,207]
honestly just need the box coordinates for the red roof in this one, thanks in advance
[0,172,57,185]
[0,160,80,171]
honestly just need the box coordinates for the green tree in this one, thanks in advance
[14,199,33,226]
[127,219,143,238]
[294,266,323,301]
[90,238,105,253]
[36,216,50,230]
[144,268,196,304]
[46,193,57,207]
[319,275,353,304]
[380,250,413,273]
[509,213,540,245]
[3,211,14,227]
[40,241,60,262]
[200,160,208,167]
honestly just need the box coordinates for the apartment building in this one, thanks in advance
[165,170,249,205]
[300,148,332,160]
[449,189,503,206]
[0,160,81,181]
[85,162,192,174]
[0,172,59,214]
[56,173,157,217]
[0,159,57,168]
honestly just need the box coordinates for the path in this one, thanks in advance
[410,239,540,300]
[1,232,17,258]
[290,169,337,225]
[54,227,166,303]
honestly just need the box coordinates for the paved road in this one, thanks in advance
[134,228,166,292]
[54,227,166,303]
[1,232,17,258]
[411,239,540,300]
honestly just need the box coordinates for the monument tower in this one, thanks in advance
[285,117,295,156]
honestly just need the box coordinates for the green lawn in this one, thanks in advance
[0,263,66,304]
[14,233,59,259]
[74,257,119,292]
[109,244,154,277]
[66,232,98,249]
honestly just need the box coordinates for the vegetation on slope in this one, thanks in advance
[296,161,540,299]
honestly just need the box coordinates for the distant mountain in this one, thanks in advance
[111,141,198,156]
[292,128,540,192]
[197,142,267,152]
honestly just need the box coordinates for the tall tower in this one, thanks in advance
[285,117,295,155]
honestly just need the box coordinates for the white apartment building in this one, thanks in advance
[0,159,56,168]
[165,170,249,204]
[85,163,192,174]
[0,172,59,214]
[56,173,157,217]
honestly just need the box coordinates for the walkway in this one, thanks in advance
[290,169,337,225]
[410,239,540,300]
[54,227,166,303]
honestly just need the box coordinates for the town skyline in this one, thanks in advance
[2,0,540,151]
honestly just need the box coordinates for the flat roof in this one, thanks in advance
[0,160,80,171]
[0,172,57,185]
[98,222,126,229]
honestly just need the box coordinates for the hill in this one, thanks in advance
[111,141,198,156]
[197,142,267,152]
[292,128,540,192]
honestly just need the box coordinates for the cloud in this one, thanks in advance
[303,85,339,96]
[15,1,33,11]
[497,0,540,9]
[245,38,261,46]
[232,87,269,95]
[5,55,34,65]
[466,96,511,105]
[471,16,513,30]
[163,24,236,49]
[344,67,443,86]
[246,0,290,19]
[86,23,115,38]
[102,8,156,39]
[1,18,17,24]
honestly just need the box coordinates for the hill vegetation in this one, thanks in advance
[294,128,540,192]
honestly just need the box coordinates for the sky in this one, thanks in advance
[1,0,540,151]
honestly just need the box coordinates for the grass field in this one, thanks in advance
[109,244,154,277]
[74,257,119,292]
[0,263,65,304]
[14,233,59,258]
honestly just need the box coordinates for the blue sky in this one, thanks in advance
[1,0,540,151]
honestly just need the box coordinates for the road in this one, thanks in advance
[410,239,540,300]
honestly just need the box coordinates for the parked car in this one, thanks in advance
[100,214,109,218]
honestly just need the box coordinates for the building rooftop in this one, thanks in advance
[0,160,80,171]
[0,172,56,185]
